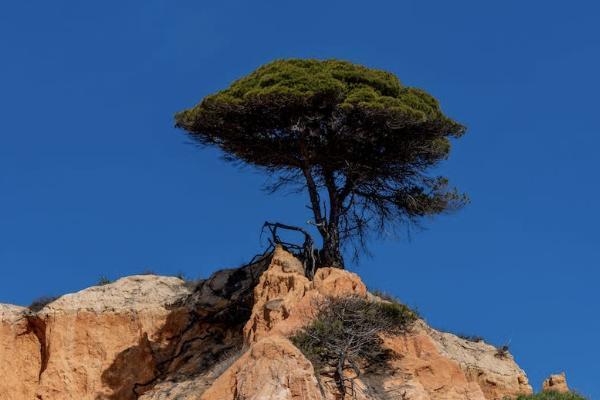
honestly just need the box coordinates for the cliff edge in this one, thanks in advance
[0,247,558,400]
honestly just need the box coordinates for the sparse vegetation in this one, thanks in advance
[97,276,112,286]
[456,333,485,343]
[512,392,587,400]
[370,289,420,320]
[370,289,398,303]
[495,344,510,359]
[140,269,157,275]
[291,295,418,399]
[28,296,59,312]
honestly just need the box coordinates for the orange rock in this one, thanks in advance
[0,305,41,400]
[542,372,569,393]
[1,276,190,400]
[201,336,322,400]
[243,246,368,343]
[425,324,532,399]
[371,331,487,400]
[241,248,532,400]
[0,248,538,400]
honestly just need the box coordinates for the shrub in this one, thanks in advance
[291,295,418,399]
[28,296,59,312]
[370,289,421,319]
[97,276,112,286]
[370,289,398,303]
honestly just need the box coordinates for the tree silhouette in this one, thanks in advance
[175,59,468,269]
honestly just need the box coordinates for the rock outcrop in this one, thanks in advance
[542,373,570,393]
[238,247,532,400]
[201,336,322,400]
[1,275,191,400]
[0,247,539,399]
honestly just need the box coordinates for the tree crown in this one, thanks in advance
[175,59,464,170]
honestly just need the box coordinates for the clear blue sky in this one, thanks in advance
[1,1,598,396]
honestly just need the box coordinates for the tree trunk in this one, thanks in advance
[301,164,345,269]
[319,226,344,269]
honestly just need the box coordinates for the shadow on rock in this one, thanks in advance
[97,252,272,400]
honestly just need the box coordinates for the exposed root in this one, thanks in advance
[262,221,318,278]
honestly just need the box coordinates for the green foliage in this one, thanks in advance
[377,300,420,329]
[175,59,464,172]
[372,294,420,323]
[370,289,397,302]
[291,295,418,375]
[176,59,463,141]
[512,392,587,400]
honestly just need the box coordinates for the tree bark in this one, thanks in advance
[300,150,346,269]
[320,225,345,269]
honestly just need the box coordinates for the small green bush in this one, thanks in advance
[513,392,586,400]
[291,295,418,398]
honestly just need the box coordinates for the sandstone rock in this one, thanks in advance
[426,324,532,399]
[0,248,539,400]
[360,331,488,400]
[111,252,272,400]
[312,266,367,297]
[34,275,190,400]
[542,372,569,393]
[0,305,41,400]
[243,247,313,343]
[201,336,322,400]
[243,246,367,343]
[240,248,531,400]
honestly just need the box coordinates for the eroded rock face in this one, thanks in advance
[244,246,367,344]
[0,248,536,400]
[240,247,532,400]
[542,373,570,393]
[0,304,41,400]
[426,326,532,399]
[201,336,322,400]
[1,279,186,400]
[0,251,270,400]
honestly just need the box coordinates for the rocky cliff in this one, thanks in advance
[0,247,562,399]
